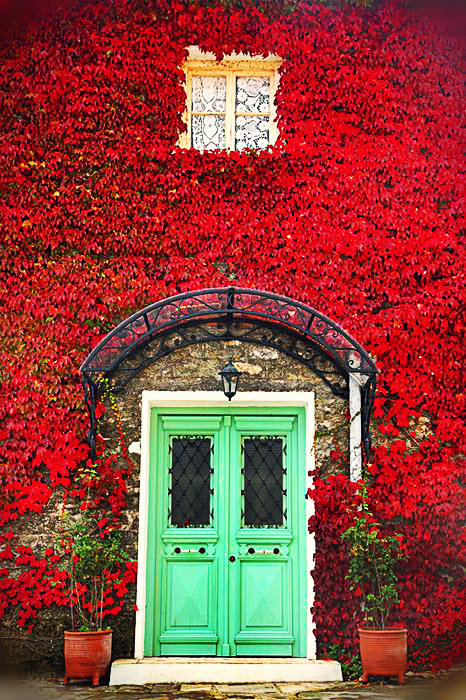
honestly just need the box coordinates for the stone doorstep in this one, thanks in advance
[109,658,343,687]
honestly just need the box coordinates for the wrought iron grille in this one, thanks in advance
[80,287,377,461]
[168,436,214,528]
[242,436,287,528]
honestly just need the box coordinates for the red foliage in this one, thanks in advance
[0,0,465,670]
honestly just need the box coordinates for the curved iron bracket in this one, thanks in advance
[80,287,377,461]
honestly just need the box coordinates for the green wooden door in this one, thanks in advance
[145,406,307,658]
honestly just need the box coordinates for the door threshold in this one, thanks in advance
[109,657,343,685]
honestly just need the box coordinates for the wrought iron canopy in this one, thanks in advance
[80,287,377,461]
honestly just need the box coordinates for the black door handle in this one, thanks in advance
[229,555,236,562]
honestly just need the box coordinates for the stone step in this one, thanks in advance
[109,657,343,686]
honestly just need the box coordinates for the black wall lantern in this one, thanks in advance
[219,358,242,401]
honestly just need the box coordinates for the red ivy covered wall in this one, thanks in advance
[0,0,465,672]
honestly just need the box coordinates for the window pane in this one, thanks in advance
[169,437,212,527]
[235,115,269,150]
[242,437,286,527]
[192,76,226,113]
[236,76,270,114]
[192,114,225,150]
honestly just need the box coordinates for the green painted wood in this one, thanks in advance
[145,406,307,658]
[228,414,306,657]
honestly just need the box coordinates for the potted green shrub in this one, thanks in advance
[59,507,125,687]
[342,502,407,684]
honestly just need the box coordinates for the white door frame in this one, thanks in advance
[134,391,316,660]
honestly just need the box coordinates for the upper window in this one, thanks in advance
[180,47,281,152]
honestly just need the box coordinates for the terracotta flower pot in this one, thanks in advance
[359,627,407,684]
[64,629,112,687]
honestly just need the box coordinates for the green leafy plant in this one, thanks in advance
[342,495,404,630]
[57,462,128,632]
[59,508,126,631]
[325,643,362,681]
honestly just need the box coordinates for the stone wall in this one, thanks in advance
[2,338,348,673]
[113,339,348,478]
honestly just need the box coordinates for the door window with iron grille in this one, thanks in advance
[168,435,214,528]
[241,435,287,528]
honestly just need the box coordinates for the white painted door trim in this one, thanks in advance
[134,391,316,660]
[349,375,363,481]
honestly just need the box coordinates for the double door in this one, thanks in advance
[144,406,306,657]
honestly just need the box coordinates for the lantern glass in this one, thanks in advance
[219,358,241,401]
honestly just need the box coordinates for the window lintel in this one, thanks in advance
[185,45,282,70]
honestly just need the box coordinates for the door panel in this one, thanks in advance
[145,415,224,657]
[145,407,307,658]
[241,560,288,627]
[236,560,293,656]
[229,416,299,657]
[159,558,218,655]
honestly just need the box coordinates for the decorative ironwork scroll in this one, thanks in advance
[80,287,376,460]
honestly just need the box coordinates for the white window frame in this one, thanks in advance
[179,46,281,151]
